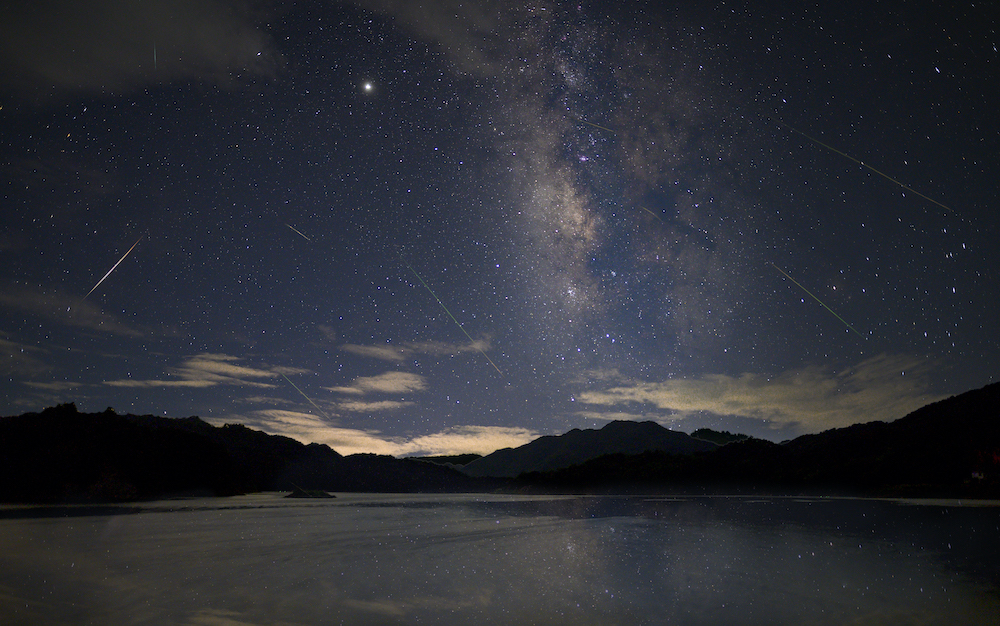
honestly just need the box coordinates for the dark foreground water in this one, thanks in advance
[1,494,998,625]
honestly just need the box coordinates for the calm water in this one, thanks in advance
[1,494,997,625]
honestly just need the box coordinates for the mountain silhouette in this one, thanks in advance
[516,382,1000,498]
[0,404,488,503]
[462,420,717,478]
[3,381,999,503]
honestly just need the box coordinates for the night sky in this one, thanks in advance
[2,0,997,456]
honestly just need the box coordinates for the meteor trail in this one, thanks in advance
[771,263,864,338]
[778,122,954,214]
[286,223,312,241]
[281,373,329,418]
[83,236,143,300]
[639,206,663,221]
[573,116,616,134]
[400,256,504,375]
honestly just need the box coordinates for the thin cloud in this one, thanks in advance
[340,339,493,362]
[400,426,538,457]
[176,354,281,381]
[0,0,281,97]
[353,0,511,76]
[239,395,296,406]
[210,408,538,457]
[340,344,411,362]
[0,284,145,337]
[248,409,330,430]
[337,400,414,413]
[574,368,628,383]
[103,353,305,389]
[212,409,403,456]
[316,324,339,342]
[326,372,427,395]
[22,381,82,392]
[573,410,654,423]
[104,378,218,389]
[578,354,945,434]
[308,427,410,457]
[0,336,52,377]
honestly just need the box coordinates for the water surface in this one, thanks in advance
[1,494,997,625]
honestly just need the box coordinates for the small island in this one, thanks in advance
[285,486,336,498]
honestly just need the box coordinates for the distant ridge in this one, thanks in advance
[462,420,717,478]
[516,382,1000,498]
[691,428,751,446]
[410,453,482,467]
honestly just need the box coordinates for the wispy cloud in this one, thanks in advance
[2,336,83,412]
[326,371,427,395]
[577,354,945,434]
[336,400,415,413]
[316,324,339,342]
[22,381,81,392]
[240,395,296,406]
[103,379,216,389]
[206,408,391,455]
[0,336,52,377]
[0,284,146,337]
[104,353,306,389]
[340,339,494,363]
[210,408,538,457]
[573,410,653,423]
[320,371,428,414]
[0,0,281,97]
[340,344,410,362]
[400,426,538,457]
[352,0,511,77]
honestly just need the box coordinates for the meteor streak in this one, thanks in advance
[778,122,954,214]
[573,116,616,134]
[400,256,504,375]
[281,373,329,418]
[286,223,312,241]
[771,263,864,338]
[639,206,663,221]
[83,236,143,300]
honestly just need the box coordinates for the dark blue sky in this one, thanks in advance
[2,0,997,455]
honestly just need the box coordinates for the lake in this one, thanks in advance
[1,494,998,625]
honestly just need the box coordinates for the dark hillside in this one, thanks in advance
[0,404,488,503]
[779,381,1000,493]
[0,405,235,502]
